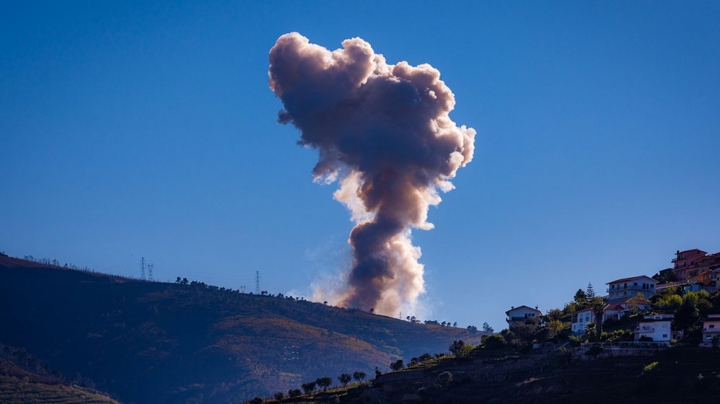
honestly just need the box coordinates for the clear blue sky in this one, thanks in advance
[2,1,719,331]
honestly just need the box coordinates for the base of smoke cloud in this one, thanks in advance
[300,234,428,318]
[311,267,433,321]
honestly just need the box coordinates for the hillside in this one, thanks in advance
[0,255,483,403]
[285,345,720,404]
[0,347,119,404]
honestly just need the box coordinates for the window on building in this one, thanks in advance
[710,325,715,329]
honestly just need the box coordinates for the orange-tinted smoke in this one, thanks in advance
[269,33,476,316]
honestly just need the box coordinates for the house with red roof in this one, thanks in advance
[672,249,720,282]
[606,276,657,303]
[603,298,652,322]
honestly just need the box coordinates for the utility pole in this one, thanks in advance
[255,271,261,294]
[140,257,146,280]
[148,263,154,281]
[239,285,246,293]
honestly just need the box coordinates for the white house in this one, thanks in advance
[571,308,595,335]
[700,314,720,347]
[506,305,541,326]
[634,314,673,343]
[607,276,657,303]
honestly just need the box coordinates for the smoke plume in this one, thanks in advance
[268,33,476,316]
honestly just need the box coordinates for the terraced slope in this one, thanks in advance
[0,358,118,404]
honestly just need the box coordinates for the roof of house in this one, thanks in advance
[678,249,706,255]
[607,275,656,285]
[575,307,594,313]
[505,305,541,316]
[657,281,682,289]
[624,298,651,305]
[605,298,651,311]
[639,316,674,323]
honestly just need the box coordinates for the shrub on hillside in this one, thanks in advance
[434,371,453,388]
[586,346,604,357]
[483,334,506,350]
[449,340,472,357]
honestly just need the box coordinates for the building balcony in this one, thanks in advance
[635,326,654,333]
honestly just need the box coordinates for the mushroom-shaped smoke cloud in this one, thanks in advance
[269,33,476,316]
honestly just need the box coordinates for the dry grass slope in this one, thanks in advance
[0,359,118,404]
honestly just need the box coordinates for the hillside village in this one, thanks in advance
[235,248,720,403]
[505,247,720,349]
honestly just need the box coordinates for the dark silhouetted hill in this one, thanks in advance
[325,345,720,404]
[0,255,483,403]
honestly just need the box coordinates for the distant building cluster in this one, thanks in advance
[658,249,720,293]
[507,247,720,348]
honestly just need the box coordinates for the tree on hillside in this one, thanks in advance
[574,289,588,307]
[274,392,284,400]
[301,381,316,394]
[390,359,404,371]
[547,319,566,339]
[316,376,333,392]
[674,293,700,332]
[586,283,596,300]
[653,269,677,284]
[657,293,682,313]
[288,389,302,398]
[585,322,599,341]
[338,373,351,387]
[353,371,366,384]
[589,297,606,332]
[482,322,494,334]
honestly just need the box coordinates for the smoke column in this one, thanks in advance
[268,33,476,316]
